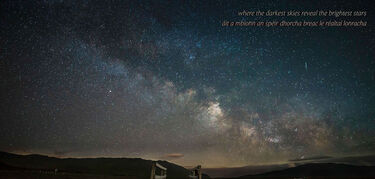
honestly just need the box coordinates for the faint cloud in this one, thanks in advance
[164,153,184,159]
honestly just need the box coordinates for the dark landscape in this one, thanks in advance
[203,154,375,178]
[0,151,207,179]
[2,151,375,178]
[239,163,375,178]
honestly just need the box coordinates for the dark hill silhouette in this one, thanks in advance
[239,163,375,178]
[0,151,210,179]
[202,164,289,178]
[0,161,24,171]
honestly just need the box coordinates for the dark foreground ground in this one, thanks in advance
[236,163,375,179]
[0,170,137,179]
[0,151,210,179]
[2,151,375,178]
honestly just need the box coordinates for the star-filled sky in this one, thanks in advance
[1,0,374,167]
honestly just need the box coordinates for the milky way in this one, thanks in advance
[1,0,375,167]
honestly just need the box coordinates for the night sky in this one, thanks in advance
[1,0,375,167]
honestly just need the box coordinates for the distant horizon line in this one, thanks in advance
[2,150,375,169]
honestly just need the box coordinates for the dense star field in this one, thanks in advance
[1,1,374,167]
